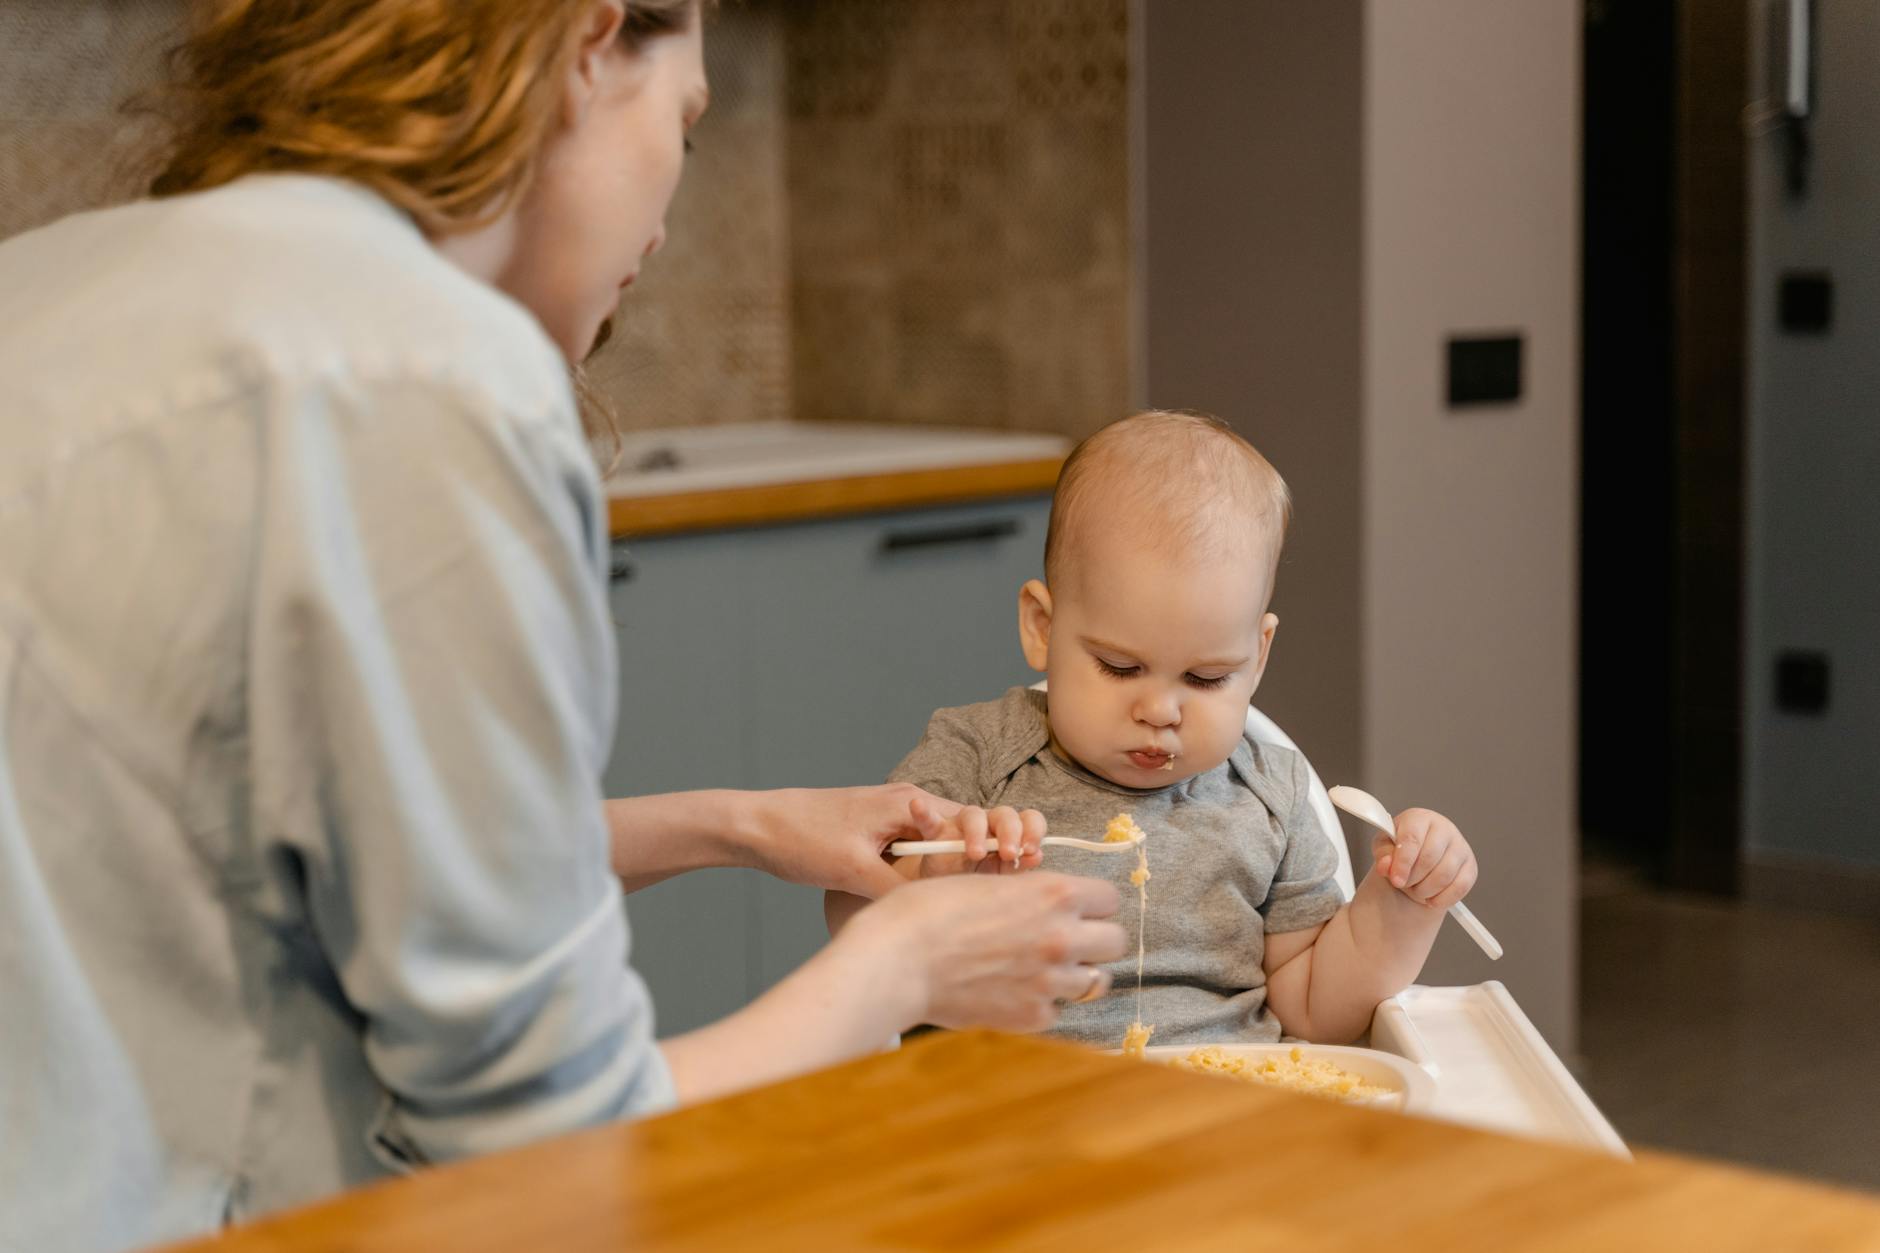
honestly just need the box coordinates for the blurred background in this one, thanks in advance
[3,0,1874,1193]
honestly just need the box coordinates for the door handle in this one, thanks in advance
[878,518,1021,553]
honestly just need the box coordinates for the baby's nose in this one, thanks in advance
[1134,696,1182,728]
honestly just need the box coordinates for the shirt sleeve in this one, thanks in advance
[1258,747,1347,935]
[886,705,996,804]
[246,368,675,1169]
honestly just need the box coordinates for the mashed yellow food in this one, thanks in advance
[1109,812,1154,1055]
[1104,813,1145,843]
[1172,1045,1389,1103]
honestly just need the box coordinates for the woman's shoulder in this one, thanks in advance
[0,174,571,431]
[202,175,572,412]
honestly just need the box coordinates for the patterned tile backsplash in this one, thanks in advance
[0,0,1131,442]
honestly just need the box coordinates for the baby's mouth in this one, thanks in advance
[1128,748,1178,772]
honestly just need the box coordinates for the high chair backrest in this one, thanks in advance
[1027,682,1357,900]
[1243,706,1358,901]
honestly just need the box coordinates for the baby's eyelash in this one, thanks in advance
[1094,658,1139,680]
[1185,673,1232,690]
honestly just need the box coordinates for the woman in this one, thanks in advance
[0,3,1125,1249]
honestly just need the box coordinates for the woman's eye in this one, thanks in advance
[1094,658,1139,680]
[1185,673,1232,690]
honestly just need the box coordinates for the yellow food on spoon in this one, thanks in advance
[1104,813,1146,843]
[1121,1021,1155,1059]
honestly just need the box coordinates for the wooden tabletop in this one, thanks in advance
[607,457,1062,537]
[165,1031,1880,1252]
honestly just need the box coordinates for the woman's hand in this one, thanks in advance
[745,783,994,900]
[662,870,1128,1104]
[902,794,1046,878]
[1371,808,1478,911]
[846,871,1127,1032]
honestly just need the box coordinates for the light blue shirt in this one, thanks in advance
[0,175,674,1252]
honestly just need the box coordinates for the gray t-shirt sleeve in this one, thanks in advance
[1257,745,1347,934]
[886,704,997,804]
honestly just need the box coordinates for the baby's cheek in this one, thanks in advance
[1207,705,1250,760]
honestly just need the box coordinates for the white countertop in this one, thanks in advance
[604,422,1070,498]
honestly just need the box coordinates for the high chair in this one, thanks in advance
[1026,681,1628,1157]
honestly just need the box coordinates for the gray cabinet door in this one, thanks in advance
[740,498,1050,789]
[606,495,1052,1023]
[740,498,1050,989]
[605,532,759,1036]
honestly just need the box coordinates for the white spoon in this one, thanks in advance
[887,833,1145,857]
[1327,785,1503,961]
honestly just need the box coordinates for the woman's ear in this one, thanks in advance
[1018,579,1054,673]
[564,0,629,124]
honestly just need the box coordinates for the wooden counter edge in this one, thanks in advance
[607,457,1063,538]
[153,1030,1880,1253]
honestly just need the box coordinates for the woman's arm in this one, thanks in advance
[602,789,771,893]
[663,871,1127,1103]
[606,783,983,900]
[256,376,675,1165]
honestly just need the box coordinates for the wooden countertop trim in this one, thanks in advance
[607,456,1063,538]
[165,1030,1880,1252]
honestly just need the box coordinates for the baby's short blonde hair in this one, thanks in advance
[1043,410,1292,596]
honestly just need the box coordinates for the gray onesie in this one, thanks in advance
[889,687,1345,1047]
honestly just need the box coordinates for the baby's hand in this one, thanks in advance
[1372,808,1477,910]
[904,794,1045,877]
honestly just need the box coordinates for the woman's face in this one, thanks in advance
[499,4,709,363]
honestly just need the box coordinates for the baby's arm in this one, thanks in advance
[1263,808,1477,1043]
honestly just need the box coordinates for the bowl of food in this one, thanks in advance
[1126,1043,1436,1113]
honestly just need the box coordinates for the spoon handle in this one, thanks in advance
[886,836,1135,856]
[888,839,991,856]
[1329,784,1504,961]
[1446,901,1504,961]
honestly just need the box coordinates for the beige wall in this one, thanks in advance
[1363,1,1581,1045]
[1139,0,1367,802]
[0,0,172,240]
[0,0,1132,440]
[1143,0,1581,1049]
[782,0,1131,437]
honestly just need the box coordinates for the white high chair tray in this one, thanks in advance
[1368,981,1630,1159]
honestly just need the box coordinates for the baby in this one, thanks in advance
[828,411,1478,1048]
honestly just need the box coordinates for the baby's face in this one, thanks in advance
[1027,536,1277,789]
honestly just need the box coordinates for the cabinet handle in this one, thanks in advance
[878,518,1021,553]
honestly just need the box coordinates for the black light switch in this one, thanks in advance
[1775,650,1830,714]
[1446,334,1524,408]
[1778,271,1832,333]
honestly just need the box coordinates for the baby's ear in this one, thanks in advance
[1017,579,1053,672]
[1248,611,1280,691]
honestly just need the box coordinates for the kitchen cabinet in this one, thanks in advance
[603,495,1050,1033]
